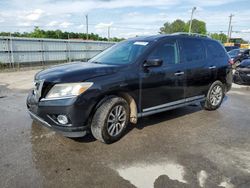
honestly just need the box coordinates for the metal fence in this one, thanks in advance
[0,36,115,68]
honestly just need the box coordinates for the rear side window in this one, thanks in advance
[205,40,226,58]
[148,40,179,65]
[181,38,205,63]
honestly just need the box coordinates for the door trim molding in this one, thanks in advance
[139,95,205,117]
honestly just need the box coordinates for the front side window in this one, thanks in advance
[89,41,150,65]
[147,40,179,65]
[181,38,205,63]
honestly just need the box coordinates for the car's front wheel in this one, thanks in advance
[91,96,129,144]
[202,81,224,111]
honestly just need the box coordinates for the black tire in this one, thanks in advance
[91,96,130,144]
[202,81,224,111]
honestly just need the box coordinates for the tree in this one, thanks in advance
[160,19,206,34]
[160,20,186,34]
[0,27,123,42]
[29,26,46,38]
[210,33,227,43]
[160,22,172,34]
[186,19,206,34]
[171,19,187,33]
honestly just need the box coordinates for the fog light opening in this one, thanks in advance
[57,115,69,125]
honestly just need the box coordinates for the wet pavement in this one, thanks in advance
[0,70,250,188]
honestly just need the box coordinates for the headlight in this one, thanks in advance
[45,82,93,99]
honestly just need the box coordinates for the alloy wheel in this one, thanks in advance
[107,105,126,137]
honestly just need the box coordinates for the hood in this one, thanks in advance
[35,61,122,82]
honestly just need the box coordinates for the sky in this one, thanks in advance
[0,0,250,41]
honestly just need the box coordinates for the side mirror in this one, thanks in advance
[143,59,163,68]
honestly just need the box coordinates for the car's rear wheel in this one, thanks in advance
[91,96,129,144]
[202,81,224,111]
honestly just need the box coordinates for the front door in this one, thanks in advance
[140,39,186,113]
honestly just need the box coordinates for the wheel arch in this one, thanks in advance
[90,92,138,125]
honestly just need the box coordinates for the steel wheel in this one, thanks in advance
[209,85,223,106]
[107,105,127,137]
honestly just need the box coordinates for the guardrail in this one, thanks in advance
[0,36,115,68]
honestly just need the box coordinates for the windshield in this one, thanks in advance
[89,40,150,65]
[228,49,240,57]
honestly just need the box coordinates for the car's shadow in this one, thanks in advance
[135,103,202,130]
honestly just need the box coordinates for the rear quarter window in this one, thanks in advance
[205,40,226,58]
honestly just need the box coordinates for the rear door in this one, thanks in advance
[204,40,229,82]
[178,37,211,98]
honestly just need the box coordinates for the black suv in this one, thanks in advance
[27,33,232,143]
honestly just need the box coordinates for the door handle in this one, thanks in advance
[174,71,184,76]
[209,66,216,69]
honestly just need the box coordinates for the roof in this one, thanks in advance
[128,32,212,42]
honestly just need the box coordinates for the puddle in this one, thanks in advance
[114,162,187,188]
[197,170,208,187]
[113,161,237,188]
[219,179,234,188]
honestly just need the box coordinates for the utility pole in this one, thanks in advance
[189,7,196,34]
[230,25,233,40]
[227,14,234,43]
[86,14,89,40]
[108,26,110,41]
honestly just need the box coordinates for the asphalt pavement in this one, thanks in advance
[0,70,250,188]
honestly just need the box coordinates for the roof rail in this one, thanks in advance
[171,32,211,38]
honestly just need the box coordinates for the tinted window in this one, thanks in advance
[148,40,179,65]
[228,49,240,57]
[181,38,205,63]
[206,40,225,58]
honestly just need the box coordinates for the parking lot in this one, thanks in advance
[0,70,250,188]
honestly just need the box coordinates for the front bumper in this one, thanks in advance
[29,110,87,137]
[26,89,96,138]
